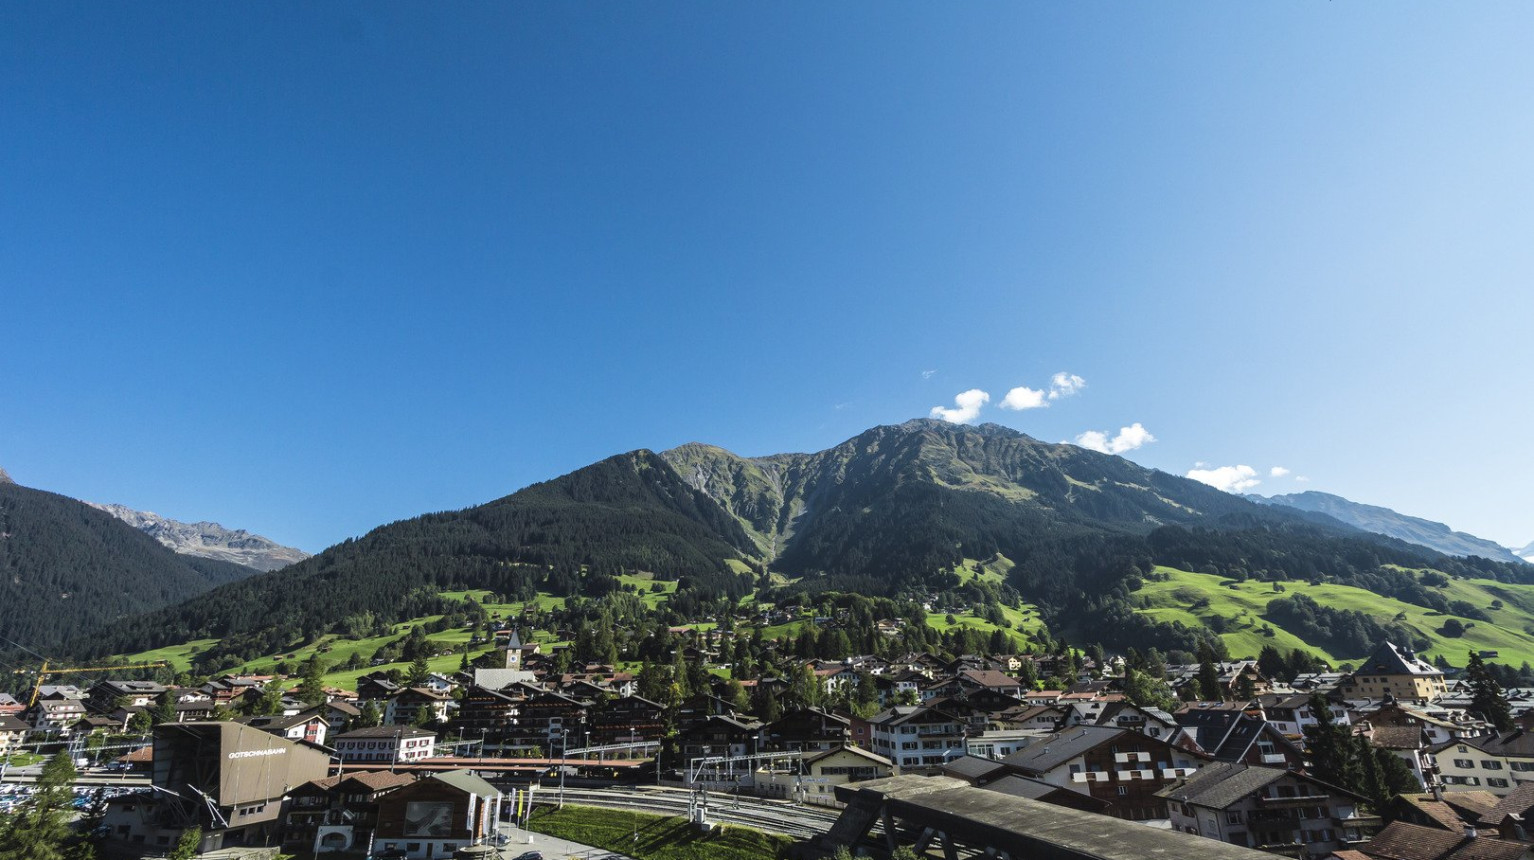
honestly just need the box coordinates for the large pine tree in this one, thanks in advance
[1467,651,1514,732]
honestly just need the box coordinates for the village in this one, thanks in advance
[7,628,1534,860]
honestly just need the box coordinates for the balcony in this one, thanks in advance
[1258,793,1330,807]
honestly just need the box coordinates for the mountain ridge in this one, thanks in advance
[84,502,309,572]
[1251,490,1526,565]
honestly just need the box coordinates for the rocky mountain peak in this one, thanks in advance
[0,465,13,484]
[84,502,310,572]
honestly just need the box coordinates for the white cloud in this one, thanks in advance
[1295,475,1311,483]
[1269,466,1290,478]
[1187,464,1262,493]
[921,370,937,380]
[1075,422,1156,455]
[999,386,1048,411]
[1048,372,1086,400]
[930,389,990,424]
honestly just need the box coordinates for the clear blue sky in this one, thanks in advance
[3,4,1531,553]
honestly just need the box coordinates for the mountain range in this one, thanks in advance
[64,419,1534,668]
[1250,490,1528,566]
[84,502,309,572]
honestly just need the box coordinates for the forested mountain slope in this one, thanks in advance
[0,482,258,651]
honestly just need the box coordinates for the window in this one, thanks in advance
[1227,811,1242,824]
[1117,786,1127,796]
[1482,760,1504,770]
[1489,778,1510,788]
[1454,759,1474,768]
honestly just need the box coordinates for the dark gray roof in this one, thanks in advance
[939,755,1009,782]
[981,773,1074,800]
[999,726,1127,774]
[1355,642,1443,678]
[1155,762,1286,809]
[837,775,1278,859]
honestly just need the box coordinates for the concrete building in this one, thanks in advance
[102,721,332,854]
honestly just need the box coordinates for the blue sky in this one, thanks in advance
[3,4,1531,553]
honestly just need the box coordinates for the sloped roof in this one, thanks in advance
[1480,780,1534,826]
[1155,762,1284,809]
[1359,820,1526,860]
[305,771,416,793]
[430,769,499,798]
[1356,642,1444,678]
[1371,725,1429,750]
[1000,726,1128,774]
[939,755,1009,782]
[1394,794,1472,832]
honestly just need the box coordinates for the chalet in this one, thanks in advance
[1256,692,1352,740]
[759,707,851,752]
[373,770,502,860]
[88,680,168,712]
[679,714,763,761]
[28,697,86,732]
[244,710,329,747]
[385,687,454,726]
[280,770,416,856]
[453,685,521,745]
[1157,762,1379,853]
[0,693,23,716]
[999,725,1203,820]
[1384,791,1501,834]
[867,705,968,772]
[1176,706,1307,769]
[512,690,592,754]
[1339,642,1448,704]
[590,695,666,746]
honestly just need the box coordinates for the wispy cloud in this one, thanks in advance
[998,386,1048,411]
[1075,422,1155,455]
[1048,372,1086,400]
[921,370,937,380]
[930,389,990,424]
[1269,466,1290,478]
[1295,475,1311,483]
[1187,464,1262,493]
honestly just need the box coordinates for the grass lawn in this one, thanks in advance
[1135,566,1534,666]
[526,804,789,860]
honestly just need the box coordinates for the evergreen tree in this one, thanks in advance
[167,827,200,860]
[1257,645,1287,683]
[296,656,328,706]
[1467,651,1514,732]
[0,752,79,860]
[1196,643,1223,701]
[356,700,383,729]
[408,653,431,687]
[1354,734,1387,812]
[1303,694,1355,792]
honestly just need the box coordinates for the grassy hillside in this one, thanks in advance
[1136,566,1534,666]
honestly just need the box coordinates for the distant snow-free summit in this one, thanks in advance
[1251,490,1527,565]
[85,502,309,572]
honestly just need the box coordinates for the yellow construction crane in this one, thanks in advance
[28,660,170,707]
